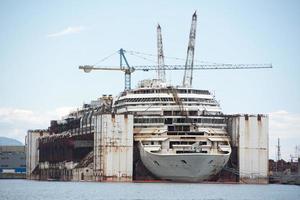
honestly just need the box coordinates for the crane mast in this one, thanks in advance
[119,48,133,91]
[157,24,166,82]
[183,11,197,88]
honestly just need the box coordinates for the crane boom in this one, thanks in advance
[132,63,272,70]
[80,63,272,72]
[157,24,166,82]
[183,11,197,88]
[79,62,272,90]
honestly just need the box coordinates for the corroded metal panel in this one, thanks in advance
[228,115,269,184]
[94,114,133,182]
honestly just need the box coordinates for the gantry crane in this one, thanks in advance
[79,12,272,91]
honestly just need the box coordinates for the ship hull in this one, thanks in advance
[139,144,230,182]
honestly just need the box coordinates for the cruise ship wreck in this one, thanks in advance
[26,12,270,183]
[115,80,231,181]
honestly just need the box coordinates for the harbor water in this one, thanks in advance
[0,180,299,200]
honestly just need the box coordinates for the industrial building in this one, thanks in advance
[0,146,26,178]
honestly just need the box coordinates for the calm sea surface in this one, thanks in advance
[0,179,299,200]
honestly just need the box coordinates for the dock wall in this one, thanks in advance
[25,129,49,180]
[94,114,133,181]
[228,114,269,184]
[25,113,268,184]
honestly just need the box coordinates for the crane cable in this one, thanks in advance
[126,50,222,65]
[93,51,119,66]
[91,49,272,69]
[126,51,156,63]
[91,49,229,67]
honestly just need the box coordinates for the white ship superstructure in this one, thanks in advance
[113,79,231,181]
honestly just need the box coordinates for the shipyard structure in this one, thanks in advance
[26,91,269,183]
[26,12,270,183]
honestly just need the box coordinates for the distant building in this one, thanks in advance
[0,146,26,178]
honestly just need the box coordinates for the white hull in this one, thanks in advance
[139,143,230,182]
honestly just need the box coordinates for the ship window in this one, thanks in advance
[174,111,181,116]
[168,126,175,131]
[175,126,182,131]
[165,118,172,124]
[163,111,172,116]
[202,118,212,123]
[189,111,197,116]
[182,126,190,131]
[175,118,185,123]
[167,132,176,135]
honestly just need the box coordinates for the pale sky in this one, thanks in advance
[0,0,299,160]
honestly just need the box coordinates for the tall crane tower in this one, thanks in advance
[183,11,197,88]
[157,24,166,82]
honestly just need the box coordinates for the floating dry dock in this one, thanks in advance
[26,12,270,183]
